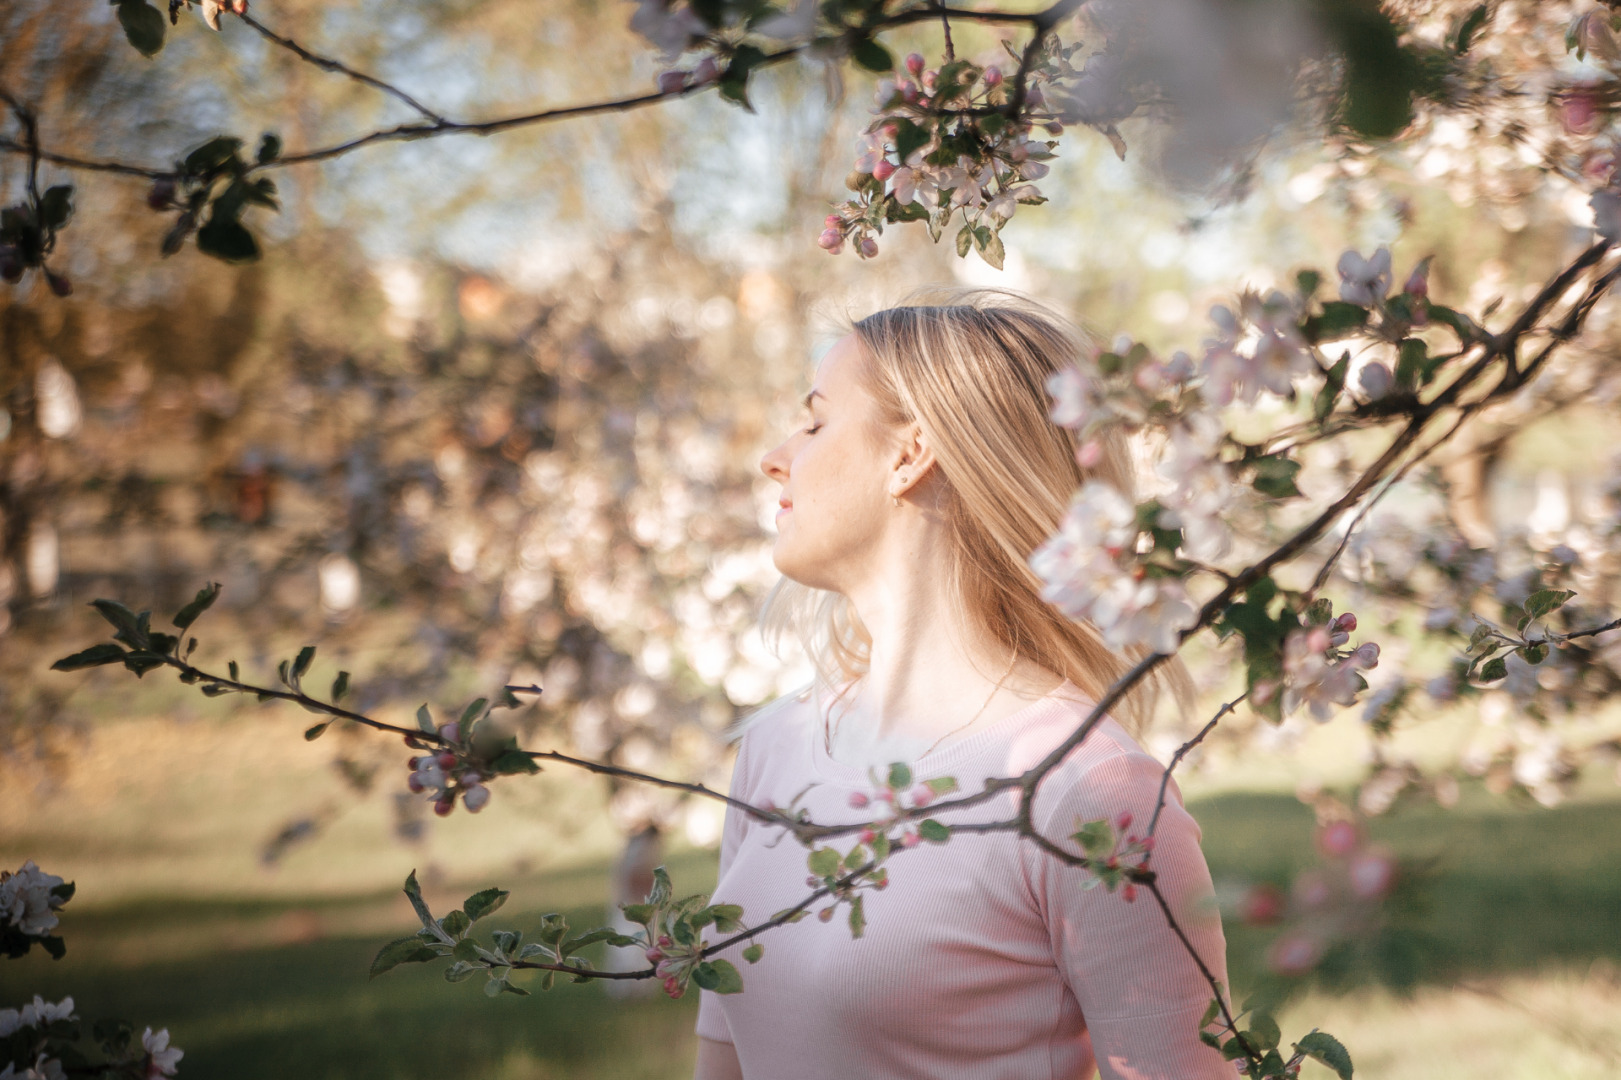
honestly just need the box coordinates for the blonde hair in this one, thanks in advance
[760,287,1186,735]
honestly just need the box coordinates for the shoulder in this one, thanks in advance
[1012,694,1179,835]
[724,688,817,781]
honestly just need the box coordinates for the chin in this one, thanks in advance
[770,537,839,593]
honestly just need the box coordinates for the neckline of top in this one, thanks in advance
[806,679,1094,784]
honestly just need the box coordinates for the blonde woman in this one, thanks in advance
[693,292,1229,1080]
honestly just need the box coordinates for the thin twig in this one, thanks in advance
[238,12,445,122]
[1147,693,1244,838]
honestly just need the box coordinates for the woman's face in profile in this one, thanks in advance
[758,334,898,593]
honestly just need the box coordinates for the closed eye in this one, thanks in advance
[804,423,822,435]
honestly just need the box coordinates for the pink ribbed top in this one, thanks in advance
[694,684,1231,1080]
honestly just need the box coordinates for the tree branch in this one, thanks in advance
[238,11,445,122]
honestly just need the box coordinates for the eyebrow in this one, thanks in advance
[801,389,824,409]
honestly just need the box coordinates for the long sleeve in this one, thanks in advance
[1027,750,1232,1080]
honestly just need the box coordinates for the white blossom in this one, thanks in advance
[1156,419,1234,562]
[142,1027,184,1078]
[1281,627,1379,721]
[1336,247,1393,306]
[0,862,68,938]
[628,0,705,58]
[1198,292,1314,406]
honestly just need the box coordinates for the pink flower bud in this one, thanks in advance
[1140,836,1155,852]
[1239,882,1286,925]
[872,159,897,182]
[817,228,844,253]
[1076,440,1104,469]
[693,56,719,84]
[881,122,899,140]
[1316,820,1360,858]
[922,70,937,92]
[433,795,455,817]
[818,907,835,922]
[858,829,876,844]
[1348,850,1397,899]
[658,935,672,948]
[824,213,843,229]
[1306,627,1332,654]
[806,875,820,887]
[1116,811,1133,831]
[440,722,461,744]
[462,783,490,813]
[1402,264,1429,300]
[655,959,674,978]
[848,791,870,808]
[1334,611,1357,632]
[1559,88,1603,135]
[436,751,458,770]
[983,66,1003,87]
[407,774,426,794]
[905,53,925,78]
[663,975,684,998]
[1121,883,1137,902]
[1350,642,1380,669]
[645,947,664,964]
[1267,931,1322,977]
[901,830,921,848]
[657,70,687,95]
[1044,121,1064,136]
[911,785,934,807]
[858,236,879,259]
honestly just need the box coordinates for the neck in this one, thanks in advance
[830,496,1059,759]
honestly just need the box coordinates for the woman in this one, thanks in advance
[693,291,1229,1080]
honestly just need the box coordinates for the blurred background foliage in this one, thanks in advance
[4,0,1621,1076]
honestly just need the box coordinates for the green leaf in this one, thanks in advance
[893,119,930,164]
[698,958,745,994]
[1246,1012,1281,1051]
[917,819,950,843]
[331,671,350,700]
[1395,339,1426,390]
[490,749,540,775]
[51,643,127,671]
[1479,656,1508,682]
[1199,997,1222,1029]
[560,928,635,957]
[807,847,841,878]
[1250,454,1303,499]
[1454,3,1489,53]
[1314,352,1349,421]
[1199,1031,1222,1050]
[441,909,472,938]
[90,599,145,643]
[1523,589,1576,622]
[924,776,959,795]
[183,136,244,176]
[116,0,166,57]
[886,762,913,790]
[741,943,763,964]
[621,903,655,924]
[460,698,488,725]
[707,903,744,933]
[978,228,1006,271]
[50,881,75,904]
[1296,1031,1354,1080]
[851,37,893,73]
[257,133,282,164]
[196,217,260,263]
[304,722,331,741]
[172,582,220,629]
[417,704,436,734]
[648,866,673,906]
[847,894,866,939]
[1071,819,1114,857]
[1296,268,1322,299]
[292,645,316,680]
[228,660,239,682]
[483,976,508,997]
[443,960,479,982]
[370,936,440,977]
[1304,301,1368,342]
[450,938,480,963]
[955,223,973,258]
[1521,643,1548,665]
[403,870,436,929]
[38,185,74,230]
[464,887,510,922]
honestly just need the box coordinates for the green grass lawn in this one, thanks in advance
[6,784,1621,1079]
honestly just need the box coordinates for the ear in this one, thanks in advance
[890,423,937,498]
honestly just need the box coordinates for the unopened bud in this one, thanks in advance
[817,228,844,253]
[433,795,455,817]
[1350,642,1380,669]
[693,56,719,84]
[982,66,1003,87]
[1122,882,1137,902]
[462,783,490,813]
[857,236,879,259]
[657,70,687,95]
[440,721,461,743]
[911,785,933,807]
[848,791,870,808]
[905,53,925,78]
[1358,361,1393,400]
[1334,612,1358,633]
[872,159,897,182]
[1116,811,1133,831]
[817,907,834,922]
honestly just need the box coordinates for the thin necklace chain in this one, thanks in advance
[824,651,1019,761]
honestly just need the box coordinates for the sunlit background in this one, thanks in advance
[3,1,1621,1077]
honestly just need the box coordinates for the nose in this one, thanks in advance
[759,435,791,484]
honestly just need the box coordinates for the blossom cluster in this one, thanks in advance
[1257,611,1381,723]
[404,719,493,817]
[823,48,1061,266]
[0,864,68,940]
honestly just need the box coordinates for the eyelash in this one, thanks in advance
[804,423,822,435]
